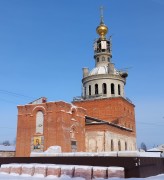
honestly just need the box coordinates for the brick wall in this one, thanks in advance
[73,97,136,136]
[73,97,136,151]
[16,101,86,157]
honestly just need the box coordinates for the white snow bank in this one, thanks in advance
[118,151,161,157]
[31,150,162,157]
[44,146,61,153]
[117,151,140,157]
[108,166,124,172]
[0,145,15,152]
[1,164,12,168]
[93,166,107,170]
[31,146,62,157]
[74,165,92,170]
[0,173,164,179]
[139,152,161,157]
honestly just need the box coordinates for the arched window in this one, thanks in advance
[102,56,105,61]
[125,142,127,151]
[84,87,86,97]
[89,85,91,96]
[36,111,44,134]
[70,126,76,139]
[97,57,99,62]
[118,84,121,95]
[102,83,107,94]
[111,139,114,151]
[111,83,115,94]
[70,126,77,152]
[118,140,121,151]
[95,84,98,95]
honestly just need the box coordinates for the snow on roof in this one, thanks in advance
[0,145,15,152]
[148,144,164,152]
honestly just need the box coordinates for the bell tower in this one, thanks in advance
[94,6,112,67]
[82,7,128,100]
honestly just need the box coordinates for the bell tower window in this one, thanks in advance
[102,56,105,61]
[84,87,86,97]
[102,83,107,94]
[89,85,91,96]
[111,83,115,94]
[97,57,99,62]
[95,84,98,95]
[118,84,121,95]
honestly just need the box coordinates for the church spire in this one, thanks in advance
[100,6,104,24]
[96,6,108,39]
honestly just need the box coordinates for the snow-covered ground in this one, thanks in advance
[0,174,164,180]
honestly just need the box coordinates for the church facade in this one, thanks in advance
[16,12,136,157]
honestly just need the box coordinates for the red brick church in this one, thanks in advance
[16,11,136,157]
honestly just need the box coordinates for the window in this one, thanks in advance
[89,85,91,96]
[71,140,77,146]
[111,83,115,94]
[102,83,107,94]
[108,57,110,62]
[125,142,127,151]
[71,140,77,152]
[118,84,121,95]
[102,56,105,61]
[118,140,121,151]
[97,57,99,62]
[95,84,98,95]
[111,139,114,151]
[36,111,44,134]
[84,87,86,97]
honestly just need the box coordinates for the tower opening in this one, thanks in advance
[111,83,115,95]
[118,84,121,95]
[102,83,107,94]
[95,84,99,95]
[89,85,91,96]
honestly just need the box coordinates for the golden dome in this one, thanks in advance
[96,23,108,38]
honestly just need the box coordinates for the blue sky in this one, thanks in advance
[0,0,164,148]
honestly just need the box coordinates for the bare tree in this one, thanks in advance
[141,142,147,151]
[2,140,10,146]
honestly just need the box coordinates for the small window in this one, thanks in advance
[118,140,121,151]
[89,85,91,96]
[84,87,86,97]
[102,56,105,61]
[111,139,114,151]
[118,84,121,95]
[71,141,77,146]
[111,83,115,94]
[71,140,77,152]
[95,84,98,95]
[108,57,110,62]
[125,142,127,151]
[97,57,99,62]
[102,83,107,94]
